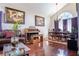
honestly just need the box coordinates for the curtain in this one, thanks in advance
[63,19,67,31]
[54,20,59,31]
[71,17,78,33]
[0,11,2,31]
[71,17,78,39]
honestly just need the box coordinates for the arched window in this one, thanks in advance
[58,12,73,19]
[58,12,73,32]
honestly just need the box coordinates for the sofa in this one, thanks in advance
[0,30,26,50]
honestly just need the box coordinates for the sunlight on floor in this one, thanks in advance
[56,49,67,56]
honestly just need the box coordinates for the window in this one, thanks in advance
[58,12,73,32]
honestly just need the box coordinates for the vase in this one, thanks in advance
[11,37,19,47]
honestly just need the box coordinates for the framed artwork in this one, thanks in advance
[35,15,45,26]
[5,7,25,24]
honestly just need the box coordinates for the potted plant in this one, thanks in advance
[11,21,21,47]
[13,21,20,36]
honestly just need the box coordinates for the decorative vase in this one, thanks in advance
[11,37,19,47]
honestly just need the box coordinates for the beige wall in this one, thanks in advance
[0,4,50,38]
[49,3,77,30]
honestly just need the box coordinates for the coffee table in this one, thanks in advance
[3,42,30,56]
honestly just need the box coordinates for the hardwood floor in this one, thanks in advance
[0,39,77,56]
[27,39,77,56]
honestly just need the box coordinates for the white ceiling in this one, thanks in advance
[0,3,67,16]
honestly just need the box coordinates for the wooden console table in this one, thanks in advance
[25,30,40,44]
[26,31,39,40]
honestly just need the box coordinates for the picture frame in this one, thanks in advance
[35,15,45,26]
[5,7,25,24]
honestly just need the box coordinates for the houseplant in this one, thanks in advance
[11,20,21,47]
[13,20,21,36]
